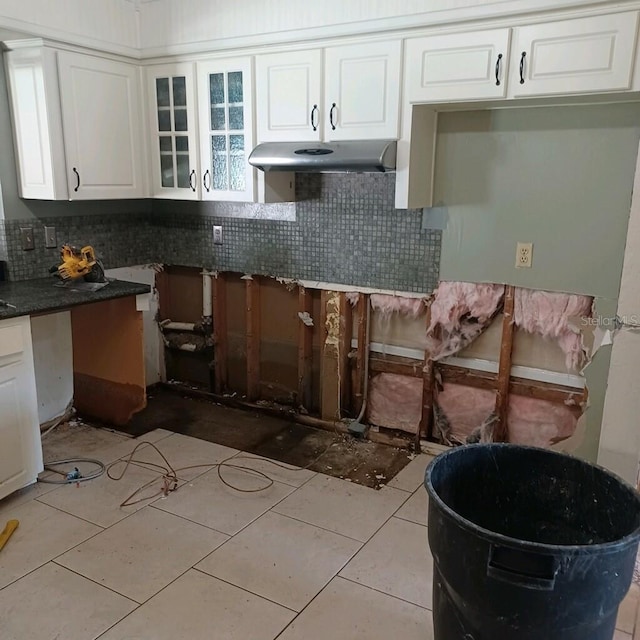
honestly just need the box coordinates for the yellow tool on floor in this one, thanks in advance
[0,519,19,552]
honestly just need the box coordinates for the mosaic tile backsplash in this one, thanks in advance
[4,173,441,293]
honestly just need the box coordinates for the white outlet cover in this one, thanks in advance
[515,242,533,268]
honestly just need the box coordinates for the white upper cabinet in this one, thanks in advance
[57,51,146,199]
[147,63,200,199]
[509,12,639,98]
[255,49,322,142]
[405,29,511,102]
[5,44,146,200]
[325,40,401,140]
[255,40,401,142]
[4,46,67,199]
[196,57,255,202]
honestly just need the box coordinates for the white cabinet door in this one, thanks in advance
[197,58,255,202]
[325,40,402,141]
[4,46,68,199]
[147,63,200,199]
[255,49,322,142]
[58,51,146,199]
[405,29,511,102]
[510,12,639,98]
[0,317,42,501]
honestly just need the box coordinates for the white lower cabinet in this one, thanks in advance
[0,316,43,501]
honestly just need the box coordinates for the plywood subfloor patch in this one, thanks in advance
[118,387,412,489]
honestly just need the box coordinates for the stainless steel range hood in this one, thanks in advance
[248,140,396,173]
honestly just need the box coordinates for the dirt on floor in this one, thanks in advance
[109,386,414,489]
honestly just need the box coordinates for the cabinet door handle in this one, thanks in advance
[495,53,503,86]
[189,169,196,192]
[310,104,318,131]
[519,51,526,84]
[203,169,211,192]
[329,103,337,131]
[72,167,80,192]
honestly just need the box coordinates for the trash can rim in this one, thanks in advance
[425,443,640,553]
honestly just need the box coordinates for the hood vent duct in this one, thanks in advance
[248,140,397,173]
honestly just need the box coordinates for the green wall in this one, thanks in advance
[434,103,640,301]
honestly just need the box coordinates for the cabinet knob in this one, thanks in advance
[329,103,337,131]
[495,53,503,86]
[72,167,80,192]
[310,104,319,132]
[519,52,526,85]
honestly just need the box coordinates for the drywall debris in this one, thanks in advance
[370,294,425,317]
[514,289,592,370]
[275,276,299,291]
[241,274,253,280]
[426,282,505,360]
[298,311,314,327]
[345,291,360,306]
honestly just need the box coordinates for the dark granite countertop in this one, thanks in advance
[0,278,151,319]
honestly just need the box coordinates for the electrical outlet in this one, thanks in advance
[515,242,533,268]
[20,227,34,251]
[44,226,57,249]
[213,225,223,245]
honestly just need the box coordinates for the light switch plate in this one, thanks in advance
[44,226,57,249]
[20,227,34,251]
[213,225,223,245]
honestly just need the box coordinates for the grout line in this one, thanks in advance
[51,560,141,605]
[337,574,432,611]
[266,510,365,544]
[33,497,112,529]
[393,512,429,527]
[191,568,299,613]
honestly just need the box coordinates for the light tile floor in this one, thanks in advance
[0,426,637,639]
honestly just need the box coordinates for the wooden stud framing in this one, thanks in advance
[494,285,516,442]
[246,276,261,401]
[297,286,314,409]
[354,294,369,415]
[419,303,434,448]
[339,293,352,414]
[212,273,228,394]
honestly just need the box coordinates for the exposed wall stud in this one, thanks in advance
[354,294,369,414]
[419,303,434,449]
[339,292,353,415]
[246,276,261,401]
[213,273,228,394]
[494,285,516,442]
[297,286,314,409]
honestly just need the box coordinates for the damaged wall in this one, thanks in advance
[431,103,640,461]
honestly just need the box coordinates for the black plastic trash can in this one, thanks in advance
[424,444,640,640]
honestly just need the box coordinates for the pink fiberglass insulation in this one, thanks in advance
[426,282,505,360]
[436,382,578,448]
[370,294,425,317]
[513,289,593,370]
[436,383,496,443]
[367,372,422,433]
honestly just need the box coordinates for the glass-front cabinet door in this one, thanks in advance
[147,63,199,199]
[197,58,255,202]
